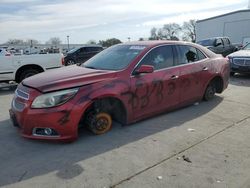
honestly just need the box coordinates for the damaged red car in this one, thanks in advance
[9,41,230,142]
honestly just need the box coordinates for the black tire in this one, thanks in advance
[204,82,216,101]
[65,59,76,66]
[19,69,39,82]
[85,111,112,135]
[230,72,235,76]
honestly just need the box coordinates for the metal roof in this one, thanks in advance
[197,9,250,23]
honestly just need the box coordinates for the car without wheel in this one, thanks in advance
[228,43,250,76]
[9,41,230,142]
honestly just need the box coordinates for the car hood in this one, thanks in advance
[22,65,116,93]
[228,50,250,57]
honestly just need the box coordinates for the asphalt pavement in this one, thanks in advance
[0,74,249,188]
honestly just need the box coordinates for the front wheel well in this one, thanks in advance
[82,97,127,126]
[15,64,44,83]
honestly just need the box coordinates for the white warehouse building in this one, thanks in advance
[196,9,250,45]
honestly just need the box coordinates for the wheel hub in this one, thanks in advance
[96,117,109,131]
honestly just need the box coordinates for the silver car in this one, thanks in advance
[228,43,250,76]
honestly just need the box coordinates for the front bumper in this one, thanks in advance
[231,65,250,74]
[10,85,87,142]
[230,58,250,74]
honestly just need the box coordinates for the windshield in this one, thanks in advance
[243,43,250,50]
[197,39,214,46]
[83,44,146,70]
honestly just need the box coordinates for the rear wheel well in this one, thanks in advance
[82,97,127,126]
[15,65,44,83]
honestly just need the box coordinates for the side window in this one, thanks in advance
[79,47,86,54]
[93,47,103,52]
[85,47,92,53]
[176,45,206,64]
[197,49,206,60]
[139,45,174,70]
[223,38,230,46]
[215,39,223,47]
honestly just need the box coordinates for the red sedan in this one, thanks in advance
[9,41,230,142]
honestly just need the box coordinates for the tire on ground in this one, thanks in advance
[203,81,216,101]
[19,69,40,82]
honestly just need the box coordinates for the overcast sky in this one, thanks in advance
[0,0,248,44]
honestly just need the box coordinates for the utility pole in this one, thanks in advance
[67,35,69,51]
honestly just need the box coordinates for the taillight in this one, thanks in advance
[61,57,65,65]
[5,53,11,56]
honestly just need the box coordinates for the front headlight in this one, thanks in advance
[31,88,79,108]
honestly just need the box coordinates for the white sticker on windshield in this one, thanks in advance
[129,46,146,50]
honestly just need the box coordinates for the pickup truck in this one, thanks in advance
[0,49,64,83]
[197,37,239,57]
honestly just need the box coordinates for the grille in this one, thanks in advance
[233,58,250,66]
[15,89,29,100]
[12,99,25,111]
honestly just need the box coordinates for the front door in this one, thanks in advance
[130,45,180,120]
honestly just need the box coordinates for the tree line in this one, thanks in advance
[149,20,196,42]
[2,20,196,48]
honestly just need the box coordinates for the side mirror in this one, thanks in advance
[135,65,154,75]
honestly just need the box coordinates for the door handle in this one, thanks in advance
[171,75,179,80]
[202,67,208,71]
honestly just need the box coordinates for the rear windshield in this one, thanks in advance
[197,39,214,46]
[83,45,146,70]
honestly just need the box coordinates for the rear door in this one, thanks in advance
[130,45,180,120]
[222,38,231,56]
[76,47,87,63]
[214,38,224,55]
[175,45,208,104]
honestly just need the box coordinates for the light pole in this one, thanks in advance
[67,35,69,51]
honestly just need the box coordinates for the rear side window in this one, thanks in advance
[139,45,174,70]
[85,47,103,52]
[176,45,206,65]
[223,38,230,45]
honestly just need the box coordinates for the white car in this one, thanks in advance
[0,52,64,83]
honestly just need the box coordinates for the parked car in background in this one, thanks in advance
[228,43,250,76]
[0,53,64,83]
[0,48,11,56]
[10,41,229,142]
[64,45,103,66]
[197,37,239,57]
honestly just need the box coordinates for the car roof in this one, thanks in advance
[121,40,218,58]
[122,40,197,48]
